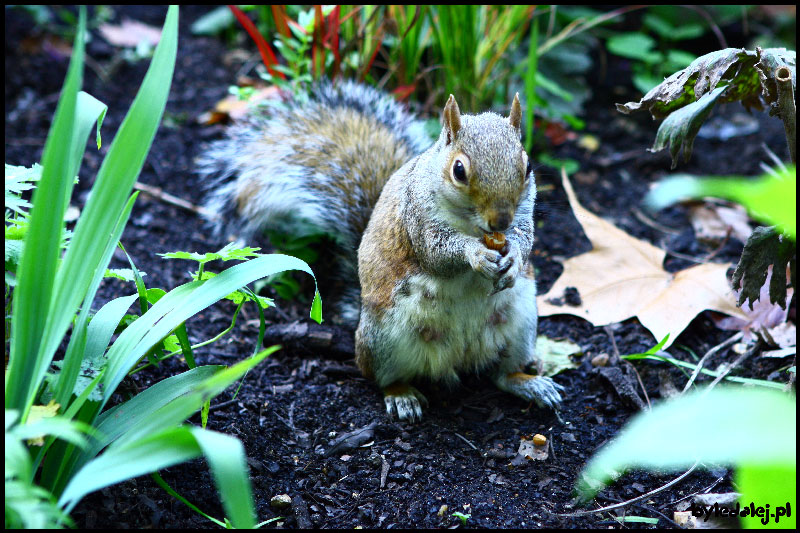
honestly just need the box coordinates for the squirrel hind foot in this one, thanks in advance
[496,372,565,410]
[383,383,428,422]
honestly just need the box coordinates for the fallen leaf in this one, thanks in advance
[536,336,581,376]
[617,47,795,167]
[688,202,752,244]
[199,86,282,125]
[98,19,162,48]
[510,436,547,465]
[538,170,747,348]
[713,265,794,344]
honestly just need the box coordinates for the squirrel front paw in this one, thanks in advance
[495,372,565,410]
[493,240,523,293]
[383,383,428,422]
[467,241,504,281]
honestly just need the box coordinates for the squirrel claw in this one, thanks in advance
[495,373,564,410]
[383,384,428,422]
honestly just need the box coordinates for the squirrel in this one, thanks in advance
[197,80,564,421]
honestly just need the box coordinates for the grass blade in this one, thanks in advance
[191,427,256,528]
[42,5,178,377]
[6,8,86,417]
[101,254,319,408]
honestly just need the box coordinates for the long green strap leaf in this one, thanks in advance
[191,427,256,528]
[88,365,223,458]
[55,194,139,406]
[101,254,319,410]
[59,425,257,528]
[6,8,86,417]
[58,426,203,512]
[39,6,179,405]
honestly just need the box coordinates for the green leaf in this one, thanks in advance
[617,47,795,119]
[644,166,796,240]
[159,243,262,264]
[576,387,796,502]
[6,7,87,417]
[59,426,204,511]
[101,254,321,407]
[606,33,656,62]
[190,428,256,528]
[651,85,727,168]
[190,5,235,35]
[4,163,42,217]
[736,463,796,529]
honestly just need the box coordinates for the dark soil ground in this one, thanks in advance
[5,6,795,529]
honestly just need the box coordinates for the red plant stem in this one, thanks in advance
[228,5,285,79]
[271,5,290,38]
[327,6,341,78]
[312,5,324,79]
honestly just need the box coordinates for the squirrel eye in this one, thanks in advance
[525,155,532,177]
[453,160,467,183]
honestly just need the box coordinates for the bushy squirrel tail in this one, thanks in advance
[197,80,431,325]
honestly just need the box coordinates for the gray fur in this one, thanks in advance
[197,80,431,325]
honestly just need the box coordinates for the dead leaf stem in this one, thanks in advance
[775,66,796,164]
[556,461,699,518]
[680,331,743,393]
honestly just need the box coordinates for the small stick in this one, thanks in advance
[554,462,699,517]
[775,65,796,164]
[133,181,215,218]
[682,331,743,393]
[454,432,478,451]
[704,341,759,393]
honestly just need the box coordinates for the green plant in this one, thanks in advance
[5,7,322,528]
[451,511,471,526]
[576,386,796,529]
[621,46,796,310]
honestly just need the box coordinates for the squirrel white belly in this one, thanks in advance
[198,80,564,420]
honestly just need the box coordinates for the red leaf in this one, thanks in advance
[228,5,285,79]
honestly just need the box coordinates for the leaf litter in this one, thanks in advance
[538,170,748,348]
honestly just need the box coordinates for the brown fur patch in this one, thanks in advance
[383,382,414,397]
[507,371,533,383]
[358,175,419,318]
[235,178,263,213]
[418,325,443,342]
[354,327,375,380]
[289,108,415,237]
[488,308,508,326]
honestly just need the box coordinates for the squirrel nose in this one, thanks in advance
[488,212,512,231]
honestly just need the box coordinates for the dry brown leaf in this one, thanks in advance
[198,86,282,125]
[688,202,752,244]
[537,171,748,348]
[98,19,162,48]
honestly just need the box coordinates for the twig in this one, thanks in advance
[133,181,214,218]
[454,432,478,451]
[704,341,759,393]
[701,227,731,262]
[633,207,682,235]
[774,65,796,164]
[667,473,724,506]
[664,248,718,265]
[555,462,699,517]
[681,332,743,393]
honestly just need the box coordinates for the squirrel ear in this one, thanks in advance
[509,93,522,133]
[443,94,461,144]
